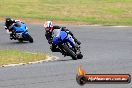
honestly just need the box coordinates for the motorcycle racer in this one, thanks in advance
[44,21,81,45]
[4,17,24,39]
[43,21,81,52]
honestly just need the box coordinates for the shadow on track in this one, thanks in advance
[55,58,73,62]
[2,41,30,45]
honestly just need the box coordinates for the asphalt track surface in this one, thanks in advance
[0,23,132,88]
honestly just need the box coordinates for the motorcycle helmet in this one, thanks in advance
[5,17,15,26]
[44,21,53,32]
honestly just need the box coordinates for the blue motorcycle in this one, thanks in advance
[52,29,83,60]
[8,22,33,43]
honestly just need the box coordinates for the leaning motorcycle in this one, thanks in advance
[52,29,83,60]
[6,22,33,43]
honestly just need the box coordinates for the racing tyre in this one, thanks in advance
[62,45,77,60]
[18,39,23,42]
[77,53,83,59]
[27,34,33,43]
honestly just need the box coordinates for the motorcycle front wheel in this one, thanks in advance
[26,34,33,43]
[62,44,77,60]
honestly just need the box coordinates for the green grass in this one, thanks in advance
[0,0,132,25]
[0,50,48,66]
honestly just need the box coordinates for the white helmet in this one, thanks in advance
[44,21,53,28]
[44,21,53,32]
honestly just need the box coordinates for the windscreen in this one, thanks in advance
[52,29,61,37]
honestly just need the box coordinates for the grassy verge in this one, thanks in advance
[0,0,132,25]
[0,50,48,66]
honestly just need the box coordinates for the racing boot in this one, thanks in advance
[50,44,60,52]
[10,33,15,40]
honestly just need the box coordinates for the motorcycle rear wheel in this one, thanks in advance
[18,39,23,42]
